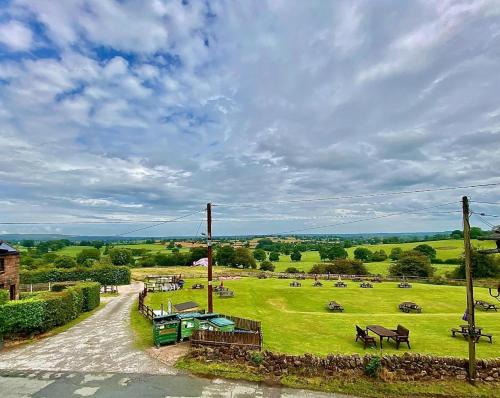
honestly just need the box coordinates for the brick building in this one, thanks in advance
[0,242,20,300]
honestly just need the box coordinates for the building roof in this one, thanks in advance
[174,301,199,312]
[0,241,18,255]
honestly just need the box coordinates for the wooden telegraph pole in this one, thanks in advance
[462,196,476,383]
[207,202,213,313]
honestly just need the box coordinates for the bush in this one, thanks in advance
[76,248,101,265]
[0,298,46,336]
[250,351,264,365]
[290,250,302,261]
[309,259,368,275]
[0,289,9,305]
[389,248,403,261]
[253,249,266,262]
[413,244,437,259]
[389,251,434,277]
[20,266,131,285]
[79,282,101,311]
[452,251,500,279]
[38,291,75,330]
[285,267,301,274]
[371,250,387,262]
[354,247,372,261]
[260,260,275,272]
[54,256,77,269]
[109,248,133,265]
[269,251,280,261]
[365,356,382,378]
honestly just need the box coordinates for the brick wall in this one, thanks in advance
[0,254,20,299]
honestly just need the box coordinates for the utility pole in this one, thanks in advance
[207,202,213,313]
[462,196,476,383]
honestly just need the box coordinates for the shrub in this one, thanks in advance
[76,248,101,265]
[365,356,382,378]
[0,298,45,336]
[285,267,301,274]
[389,248,403,261]
[290,250,302,261]
[20,266,131,285]
[250,351,264,365]
[54,256,77,269]
[38,291,75,329]
[253,249,266,262]
[0,289,9,305]
[109,248,133,265]
[79,282,101,311]
[66,286,84,319]
[413,244,437,259]
[269,251,280,261]
[371,250,387,262]
[260,260,275,272]
[452,251,500,279]
[354,247,372,261]
[389,251,434,277]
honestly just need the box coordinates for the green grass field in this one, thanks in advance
[143,277,500,358]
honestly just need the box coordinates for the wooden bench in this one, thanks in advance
[360,282,373,288]
[398,282,412,288]
[313,281,323,287]
[355,325,376,349]
[327,301,344,312]
[475,300,498,311]
[399,302,422,313]
[388,324,411,349]
[289,281,302,287]
[334,282,347,288]
[218,290,234,298]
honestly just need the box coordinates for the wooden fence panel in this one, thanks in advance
[191,330,261,350]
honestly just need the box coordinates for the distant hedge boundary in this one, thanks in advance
[20,266,131,285]
[0,282,100,337]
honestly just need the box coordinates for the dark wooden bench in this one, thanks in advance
[191,283,204,289]
[388,324,411,349]
[399,302,422,313]
[355,325,376,349]
[327,301,344,312]
[313,281,323,287]
[360,282,373,288]
[334,281,347,288]
[475,300,498,311]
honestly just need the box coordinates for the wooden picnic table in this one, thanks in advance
[451,325,493,343]
[327,301,344,312]
[475,300,498,311]
[191,283,204,289]
[360,282,373,288]
[334,281,347,288]
[399,301,422,313]
[366,325,397,349]
[398,282,412,288]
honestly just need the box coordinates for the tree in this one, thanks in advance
[452,251,500,279]
[354,247,372,261]
[327,244,348,260]
[109,248,133,265]
[389,247,403,261]
[260,260,275,272]
[92,241,104,249]
[470,227,485,239]
[450,229,463,239]
[76,248,101,265]
[215,246,235,266]
[371,249,387,261]
[21,239,35,248]
[389,251,434,277]
[233,247,256,268]
[413,244,437,259]
[189,246,208,263]
[269,251,280,262]
[54,255,77,269]
[253,249,266,262]
[256,238,274,250]
[290,250,302,261]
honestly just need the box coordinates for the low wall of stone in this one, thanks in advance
[188,346,500,382]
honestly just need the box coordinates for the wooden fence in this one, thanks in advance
[219,314,261,332]
[191,329,262,350]
[19,281,81,293]
[138,287,154,321]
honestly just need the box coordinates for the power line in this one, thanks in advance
[473,213,495,229]
[470,200,500,206]
[0,219,206,225]
[265,202,459,236]
[213,181,500,208]
[116,209,205,236]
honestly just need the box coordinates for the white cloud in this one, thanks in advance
[0,20,32,51]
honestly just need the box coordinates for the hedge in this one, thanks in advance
[0,289,8,305]
[0,298,45,335]
[0,282,101,337]
[20,266,131,285]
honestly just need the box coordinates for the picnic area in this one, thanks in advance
[136,277,500,357]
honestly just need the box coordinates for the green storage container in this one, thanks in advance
[193,313,220,331]
[208,317,235,332]
[177,312,200,340]
[153,314,179,347]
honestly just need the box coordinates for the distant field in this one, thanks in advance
[143,278,500,358]
[56,245,96,256]
[131,266,258,281]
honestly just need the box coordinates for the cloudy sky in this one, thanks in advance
[1,0,500,237]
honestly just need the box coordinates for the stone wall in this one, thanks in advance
[0,254,20,299]
[188,346,500,382]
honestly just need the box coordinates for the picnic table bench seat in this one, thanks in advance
[360,282,373,288]
[398,282,412,288]
[355,325,376,349]
[191,283,204,289]
[388,324,411,349]
[451,326,493,343]
[313,281,323,287]
[290,281,302,287]
[334,281,347,288]
[475,300,498,311]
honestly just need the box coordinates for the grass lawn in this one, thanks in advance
[54,245,95,256]
[142,278,500,358]
[131,266,258,281]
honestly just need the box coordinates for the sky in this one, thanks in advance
[1,0,500,237]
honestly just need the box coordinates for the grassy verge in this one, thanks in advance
[130,299,153,349]
[176,357,499,398]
